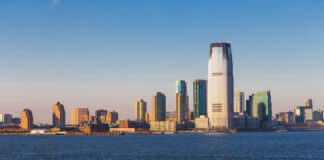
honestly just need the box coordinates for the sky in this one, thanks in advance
[1,0,324,124]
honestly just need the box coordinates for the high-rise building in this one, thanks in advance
[152,92,166,122]
[234,92,245,114]
[0,114,13,125]
[52,102,66,128]
[193,80,207,119]
[207,43,234,128]
[247,91,272,128]
[106,110,118,125]
[176,80,189,125]
[304,99,313,109]
[71,108,89,125]
[135,99,147,123]
[95,109,108,124]
[20,109,33,130]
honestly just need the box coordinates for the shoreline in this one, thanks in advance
[1,129,324,136]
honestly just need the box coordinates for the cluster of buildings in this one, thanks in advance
[1,42,321,134]
[132,43,273,132]
[0,102,119,134]
[273,99,324,131]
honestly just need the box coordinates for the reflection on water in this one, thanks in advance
[0,132,324,159]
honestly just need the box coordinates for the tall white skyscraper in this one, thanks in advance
[208,42,234,128]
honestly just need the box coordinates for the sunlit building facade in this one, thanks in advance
[52,102,66,127]
[20,109,33,130]
[135,99,147,123]
[234,92,245,114]
[294,106,313,123]
[71,108,90,125]
[106,110,118,125]
[207,43,234,128]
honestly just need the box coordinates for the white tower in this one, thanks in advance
[208,43,234,128]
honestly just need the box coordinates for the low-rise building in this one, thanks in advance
[150,120,177,132]
[195,115,209,129]
[31,129,50,134]
[12,117,21,125]
[274,112,291,125]
[233,114,259,129]
[106,111,118,125]
[110,128,135,133]
[118,120,149,131]
[79,121,109,133]
[294,106,313,123]
[0,114,13,125]
[313,110,323,121]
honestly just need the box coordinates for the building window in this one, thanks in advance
[212,103,222,112]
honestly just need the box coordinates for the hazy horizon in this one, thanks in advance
[1,0,324,124]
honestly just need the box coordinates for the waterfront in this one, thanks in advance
[0,132,324,159]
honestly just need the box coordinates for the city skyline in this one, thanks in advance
[1,0,324,124]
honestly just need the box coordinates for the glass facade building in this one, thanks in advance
[247,91,272,128]
[193,80,207,119]
[176,80,189,125]
[152,92,166,121]
[176,80,187,96]
[207,43,234,128]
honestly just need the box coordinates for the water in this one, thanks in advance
[1,132,324,159]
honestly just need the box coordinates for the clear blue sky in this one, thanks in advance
[1,0,324,123]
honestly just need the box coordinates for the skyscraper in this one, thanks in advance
[20,109,33,130]
[152,92,166,121]
[52,102,66,128]
[193,79,207,119]
[248,91,272,128]
[234,92,245,114]
[135,99,147,123]
[71,108,89,125]
[176,80,189,125]
[208,42,234,128]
